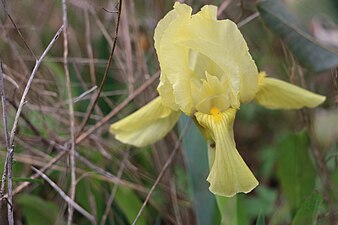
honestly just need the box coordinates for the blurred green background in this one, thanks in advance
[0,0,337,224]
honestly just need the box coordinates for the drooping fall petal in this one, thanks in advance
[195,108,259,197]
[110,97,181,147]
[254,72,326,109]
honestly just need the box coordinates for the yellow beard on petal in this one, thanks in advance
[195,109,258,197]
[210,107,222,123]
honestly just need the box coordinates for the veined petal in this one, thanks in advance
[154,2,192,56]
[175,6,259,103]
[195,73,240,114]
[110,97,181,147]
[157,74,179,110]
[195,109,258,197]
[155,3,194,114]
[254,72,326,109]
[171,72,195,115]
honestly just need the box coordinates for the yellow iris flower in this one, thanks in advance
[110,3,325,197]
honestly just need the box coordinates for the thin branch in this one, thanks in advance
[73,85,98,103]
[237,12,260,28]
[3,143,147,198]
[0,62,14,225]
[0,62,9,196]
[217,0,232,17]
[1,0,36,60]
[5,148,14,225]
[31,167,97,225]
[11,151,67,196]
[75,71,159,144]
[62,1,77,224]
[1,24,63,225]
[100,150,129,225]
[84,9,96,85]
[170,178,182,225]
[9,25,64,146]
[131,119,192,225]
[76,0,123,136]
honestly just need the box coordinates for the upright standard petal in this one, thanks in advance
[195,108,258,197]
[110,97,181,147]
[154,3,195,114]
[175,5,259,103]
[254,72,326,109]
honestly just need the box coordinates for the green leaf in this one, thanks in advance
[115,187,149,225]
[257,0,338,72]
[216,196,237,225]
[276,131,316,209]
[292,193,322,225]
[17,194,62,225]
[245,186,277,218]
[255,212,265,225]
[178,115,217,225]
[12,177,44,184]
[216,195,247,225]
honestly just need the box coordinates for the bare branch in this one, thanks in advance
[9,25,64,146]
[131,119,192,225]
[62,1,77,224]
[0,62,14,225]
[76,0,123,136]
[32,167,96,225]
[100,150,129,225]
[75,71,159,144]
[1,0,36,59]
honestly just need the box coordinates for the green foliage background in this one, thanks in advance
[0,0,337,225]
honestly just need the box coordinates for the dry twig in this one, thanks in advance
[75,71,159,144]
[0,24,63,225]
[32,167,96,225]
[100,150,129,225]
[9,25,64,145]
[131,119,192,225]
[0,62,14,225]
[77,0,123,136]
[62,1,77,224]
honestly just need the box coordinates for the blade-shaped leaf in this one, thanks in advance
[216,196,240,225]
[211,147,248,225]
[17,194,62,225]
[178,115,217,225]
[276,131,316,209]
[115,187,149,225]
[257,0,338,72]
[255,212,266,225]
[13,177,44,184]
[292,193,322,225]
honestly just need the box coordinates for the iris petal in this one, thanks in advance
[110,97,181,147]
[195,109,259,197]
[255,72,326,109]
[175,6,259,103]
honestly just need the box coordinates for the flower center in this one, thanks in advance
[210,106,222,122]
